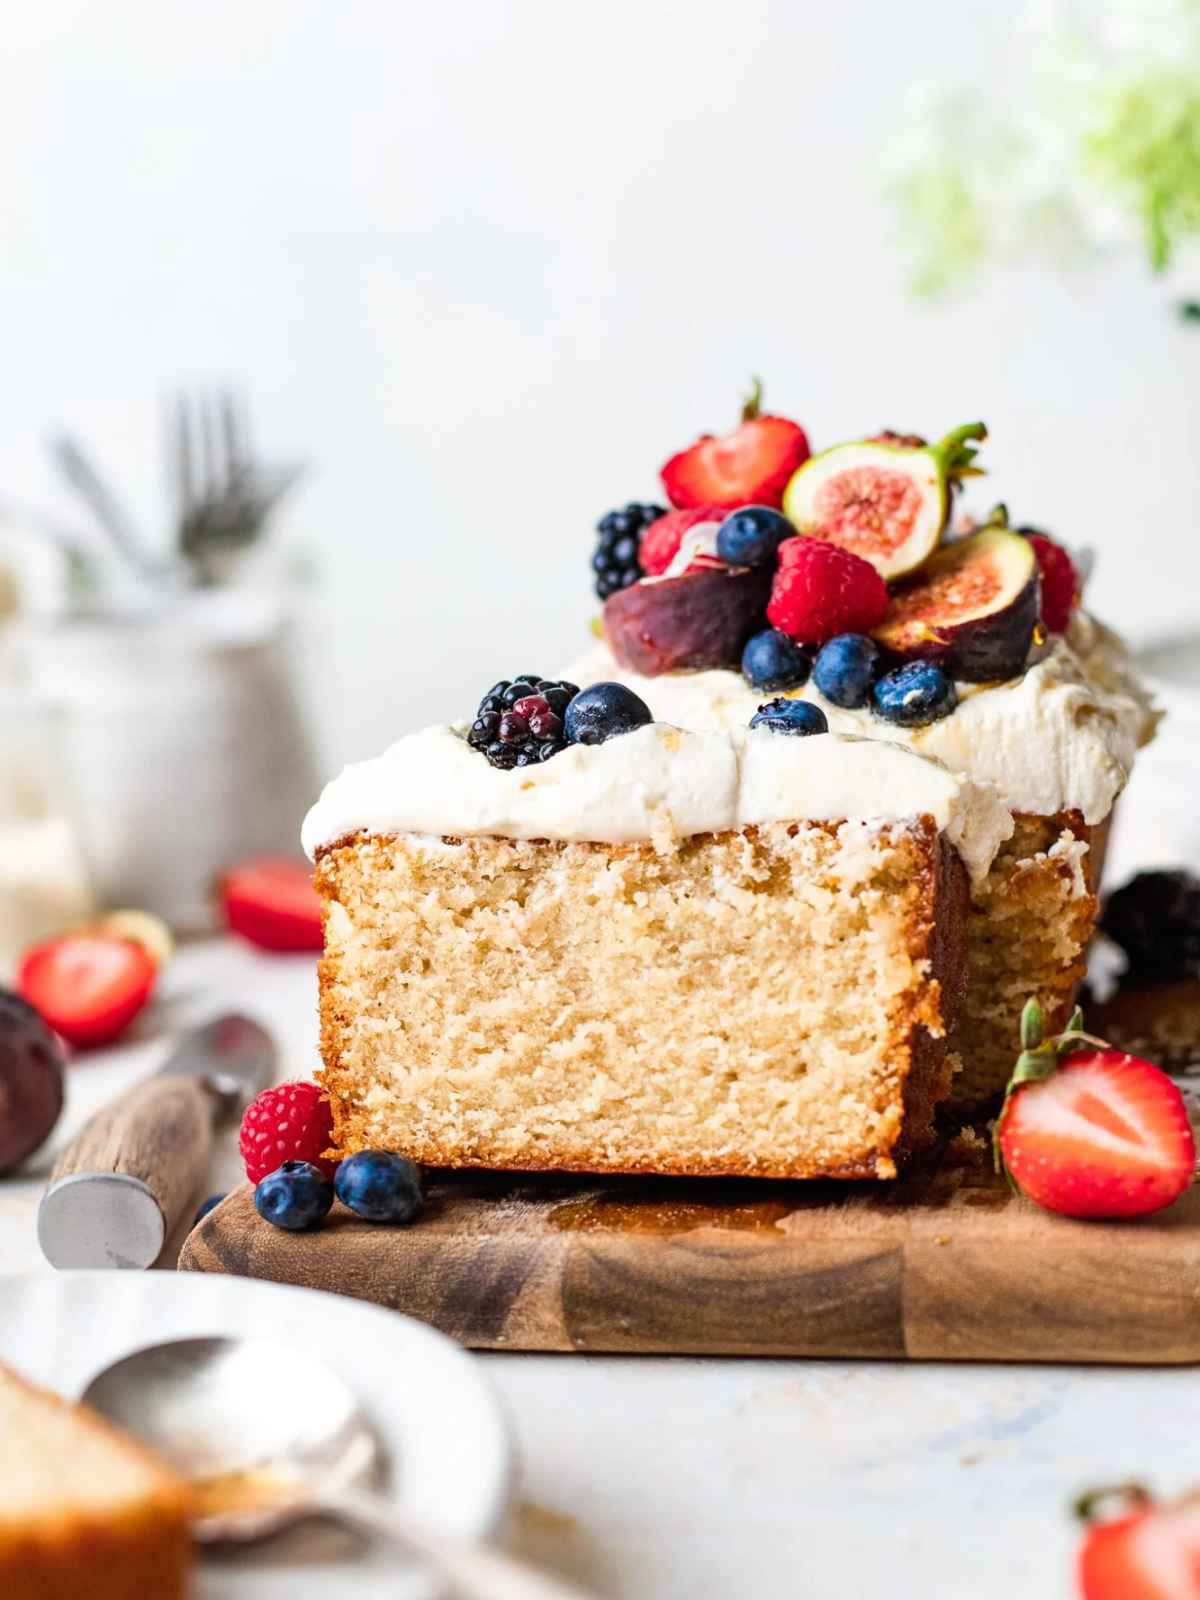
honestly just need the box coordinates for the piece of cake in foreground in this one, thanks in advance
[305,721,1010,1180]
[0,1360,193,1600]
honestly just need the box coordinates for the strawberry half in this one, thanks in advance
[995,1000,1195,1220]
[17,933,157,1049]
[221,858,324,953]
[660,379,810,511]
[1078,1485,1200,1600]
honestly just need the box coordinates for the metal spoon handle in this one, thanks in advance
[316,1489,596,1600]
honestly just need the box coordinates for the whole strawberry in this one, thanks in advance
[1076,1483,1200,1600]
[239,1081,336,1184]
[767,536,889,646]
[1022,528,1080,633]
[995,1000,1195,1220]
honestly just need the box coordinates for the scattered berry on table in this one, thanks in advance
[639,504,728,577]
[334,1150,424,1224]
[1077,1485,1200,1600]
[1101,870,1200,981]
[591,503,664,600]
[660,380,810,509]
[871,661,956,726]
[193,1193,226,1226]
[0,988,64,1177]
[564,682,653,745]
[239,1080,336,1184]
[1020,527,1079,634]
[254,1160,334,1232]
[749,699,829,738]
[16,932,157,1050]
[468,677,579,769]
[221,859,324,953]
[715,506,792,568]
[766,536,889,645]
[996,999,1195,1220]
[812,633,881,709]
[741,628,811,692]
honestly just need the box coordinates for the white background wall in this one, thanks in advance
[2,0,1197,771]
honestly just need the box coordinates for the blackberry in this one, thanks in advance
[592,502,665,601]
[1101,870,1200,980]
[468,676,580,769]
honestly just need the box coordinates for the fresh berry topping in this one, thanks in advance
[563,682,653,745]
[1102,870,1200,981]
[871,660,957,726]
[812,633,881,709]
[591,503,664,600]
[749,698,829,737]
[468,677,578,768]
[221,859,324,953]
[0,989,64,1176]
[334,1150,424,1224]
[1021,527,1080,633]
[193,1193,225,1225]
[254,1160,334,1232]
[715,505,792,568]
[869,429,928,448]
[996,1000,1196,1220]
[766,536,889,646]
[16,933,156,1050]
[660,380,810,510]
[239,1080,336,1184]
[1077,1485,1200,1600]
[639,505,727,577]
[740,628,811,692]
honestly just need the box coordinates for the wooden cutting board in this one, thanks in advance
[178,1135,1200,1364]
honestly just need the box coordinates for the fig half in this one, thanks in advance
[871,527,1040,683]
[604,566,773,676]
[781,421,987,581]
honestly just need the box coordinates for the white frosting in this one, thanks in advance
[302,722,1012,887]
[566,611,1156,824]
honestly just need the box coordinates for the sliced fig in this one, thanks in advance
[871,527,1040,683]
[604,566,773,676]
[781,421,987,581]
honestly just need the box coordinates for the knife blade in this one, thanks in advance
[38,1014,275,1271]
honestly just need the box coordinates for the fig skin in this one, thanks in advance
[604,566,773,676]
[0,989,65,1175]
[872,528,1040,683]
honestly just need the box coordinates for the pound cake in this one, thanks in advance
[575,397,1157,1104]
[306,702,1011,1180]
[0,1359,192,1600]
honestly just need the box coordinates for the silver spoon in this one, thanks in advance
[82,1335,592,1600]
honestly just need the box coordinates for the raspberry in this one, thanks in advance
[239,1081,336,1184]
[767,536,889,645]
[1022,530,1078,633]
[639,505,728,577]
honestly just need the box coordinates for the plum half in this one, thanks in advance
[781,421,987,581]
[0,989,65,1175]
[871,527,1040,683]
[604,565,773,676]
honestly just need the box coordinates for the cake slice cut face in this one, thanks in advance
[307,723,1010,1180]
[0,1360,193,1600]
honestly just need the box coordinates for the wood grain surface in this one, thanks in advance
[50,1075,214,1237]
[178,1138,1200,1364]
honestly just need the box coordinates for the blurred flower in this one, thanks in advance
[878,0,1200,300]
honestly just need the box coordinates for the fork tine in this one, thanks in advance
[200,388,219,502]
[220,387,241,483]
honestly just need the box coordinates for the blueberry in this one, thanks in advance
[749,698,829,737]
[254,1160,334,1232]
[812,634,882,709]
[334,1150,424,1224]
[715,506,792,568]
[564,682,653,745]
[871,661,957,726]
[741,628,811,692]
[193,1193,225,1226]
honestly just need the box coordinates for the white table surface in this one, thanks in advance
[2,938,1193,1600]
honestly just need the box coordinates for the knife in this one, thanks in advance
[38,1015,275,1271]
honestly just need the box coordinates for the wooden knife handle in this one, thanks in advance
[49,1075,214,1238]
